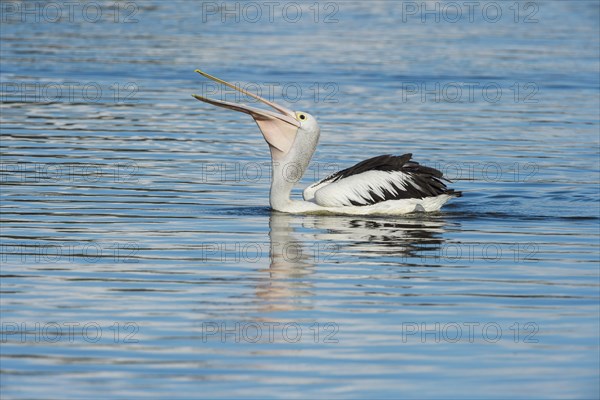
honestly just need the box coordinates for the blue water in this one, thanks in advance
[1,1,599,398]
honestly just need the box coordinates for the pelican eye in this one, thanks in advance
[298,114,306,120]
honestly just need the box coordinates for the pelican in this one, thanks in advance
[192,69,461,215]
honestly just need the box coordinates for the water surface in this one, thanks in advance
[1,1,599,398]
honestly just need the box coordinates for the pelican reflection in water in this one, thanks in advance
[258,212,451,312]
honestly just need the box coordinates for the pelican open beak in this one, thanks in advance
[192,69,300,161]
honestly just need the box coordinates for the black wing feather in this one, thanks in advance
[318,154,461,206]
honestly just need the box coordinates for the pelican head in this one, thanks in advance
[192,69,320,164]
[192,69,320,210]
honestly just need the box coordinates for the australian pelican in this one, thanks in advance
[193,69,461,215]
